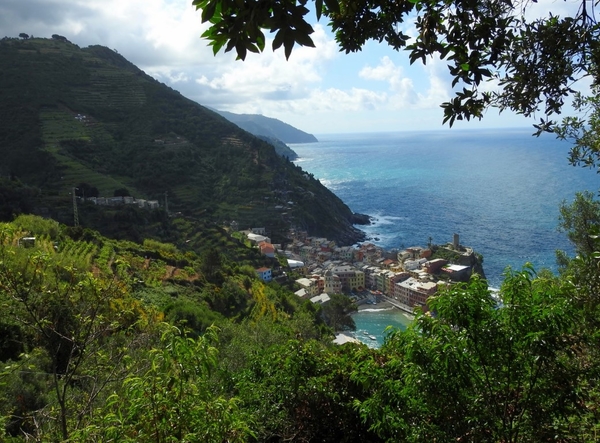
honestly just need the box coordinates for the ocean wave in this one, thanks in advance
[319,178,352,189]
[358,227,407,248]
[367,214,408,226]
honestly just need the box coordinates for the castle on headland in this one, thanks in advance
[247,227,483,312]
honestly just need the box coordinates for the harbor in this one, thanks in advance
[350,296,415,348]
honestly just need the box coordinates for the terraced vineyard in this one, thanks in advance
[39,107,141,196]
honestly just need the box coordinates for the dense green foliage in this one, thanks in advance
[0,215,332,441]
[555,87,600,176]
[0,36,364,245]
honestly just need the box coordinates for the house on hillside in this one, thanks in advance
[247,233,271,244]
[296,277,319,297]
[287,259,306,274]
[295,288,307,298]
[381,258,397,269]
[310,293,331,304]
[322,269,342,294]
[441,264,471,281]
[256,267,272,282]
[333,245,355,261]
[424,258,448,274]
[404,257,427,271]
[259,241,276,258]
[329,265,365,292]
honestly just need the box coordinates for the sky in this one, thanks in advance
[0,0,587,135]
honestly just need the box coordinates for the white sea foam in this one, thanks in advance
[319,178,350,189]
[357,307,395,313]
[367,214,408,226]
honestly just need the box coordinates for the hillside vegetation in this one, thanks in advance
[0,36,364,245]
[2,208,600,442]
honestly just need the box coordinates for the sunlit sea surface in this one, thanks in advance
[292,128,599,345]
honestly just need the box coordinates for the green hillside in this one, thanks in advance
[0,36,365,245]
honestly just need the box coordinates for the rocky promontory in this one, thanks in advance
[351,213,372,225]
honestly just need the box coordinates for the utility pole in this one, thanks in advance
[164,191,169,215]
[72,187,79,227]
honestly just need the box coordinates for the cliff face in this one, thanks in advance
[0,37,363,246]
[457,250,486,281]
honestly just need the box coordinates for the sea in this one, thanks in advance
[291,127,599,347]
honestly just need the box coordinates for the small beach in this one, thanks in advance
[357,298,415,319]
[352,300,414,347]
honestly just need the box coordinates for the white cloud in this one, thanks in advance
[359,56,402,82]
[191,25,340,109]
[353,56,450,110]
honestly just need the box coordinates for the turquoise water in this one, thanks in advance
[351,307,413,348]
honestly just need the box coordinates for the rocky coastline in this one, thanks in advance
[331,213,372,246]
[351,212,372,225]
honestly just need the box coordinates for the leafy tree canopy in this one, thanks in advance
[194,0,599,128]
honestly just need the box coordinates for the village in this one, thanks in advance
[248,227,481,313]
